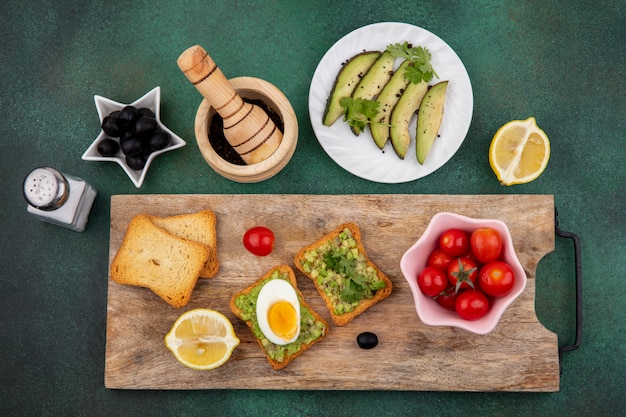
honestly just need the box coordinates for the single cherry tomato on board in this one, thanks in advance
[417,266,449,297]
[470,227,503,263]
[455,289,489,320]
[427,248,454,271]
[243,226,275,256]
[439,229,470,258]
[447,257,478,292]
[479,261,515,297]
[434,286,457,311]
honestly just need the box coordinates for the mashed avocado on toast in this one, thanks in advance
[299,227,386,315]
[295,223,393,326]
[232,269,327,365]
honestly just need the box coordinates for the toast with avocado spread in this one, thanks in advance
[229,265,329,370]
[294,223,392,326]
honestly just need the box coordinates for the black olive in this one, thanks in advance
[142,145,154,157]
[137,107,155,118]
[119,105,138,124]
[120,136,143,156]
[149,130,171,150]
[120,128,135,142]
[126,154,146,170]
[357,332,378,349]
[134,116,158,137]
[97,138,119,156]
[101,115,122,137]
[139,136,153,155]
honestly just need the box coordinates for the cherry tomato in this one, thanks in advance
[427,248,453,271]
[243,226,275,256]
[455,289,489,320]
[439,229,470,258]
[479,261,515,297]
[470,228,503,263]
[447,257,478,292]
[461,251,481,267]
[434,286,457,311]
[417,267,448,297]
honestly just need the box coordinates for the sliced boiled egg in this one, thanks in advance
[256,279,301,345]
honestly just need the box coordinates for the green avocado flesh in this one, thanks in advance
[389,79,428,159]
[322,51,381,127]
[349,51,395,135]
[369,60,412,149]
[416,81,448,164]
[298,228,387,316]
[234,270,327,363]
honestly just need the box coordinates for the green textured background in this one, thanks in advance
[1,0,624,416]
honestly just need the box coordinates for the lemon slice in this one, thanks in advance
[489,117,550,185]
[165,308,240,370]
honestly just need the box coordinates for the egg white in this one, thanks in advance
[256,279,301,345]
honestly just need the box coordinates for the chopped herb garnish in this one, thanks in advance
[386,41,438,84]
[339,96,381,131]
[323,247,368,303]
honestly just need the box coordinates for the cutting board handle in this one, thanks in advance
[554,207,583,374]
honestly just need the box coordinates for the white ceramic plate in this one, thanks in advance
[309,22,473,183]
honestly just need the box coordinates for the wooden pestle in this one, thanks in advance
[177,45,283,165]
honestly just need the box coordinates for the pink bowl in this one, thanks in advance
[400,212,527,335]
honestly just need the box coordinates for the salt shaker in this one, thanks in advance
[23,167,97,232]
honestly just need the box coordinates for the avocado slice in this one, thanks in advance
[389,79,428,159]
[416,81,448,164]
[349,51,395,135]
[322,51,381,127]
[369,60,412,149]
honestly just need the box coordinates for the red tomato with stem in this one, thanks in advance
[479,261,515,297]
[455,289,489,320]
[447,257,478,292]
[243,226,275,256]
[427,249,453,271]
[417,267,448,297]
[439,229,470,258]
[470,228,503,263]
[434,286,457,311]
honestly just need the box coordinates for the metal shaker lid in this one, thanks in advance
[23,167,69,210]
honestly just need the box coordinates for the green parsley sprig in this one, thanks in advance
[339,96,381,131]
[386,41,439,84]
[323,248,367,303]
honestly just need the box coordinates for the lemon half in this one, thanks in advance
[165,308,240,370]
[489,117,550,186]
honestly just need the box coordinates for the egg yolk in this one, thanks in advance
[267,301,298,341]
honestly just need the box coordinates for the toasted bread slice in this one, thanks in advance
[110,214,210,308]
[294,222,392,326]
[229,265,329,370]
[147,210,219,278]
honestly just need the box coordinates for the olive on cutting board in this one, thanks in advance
[357,332,378,349]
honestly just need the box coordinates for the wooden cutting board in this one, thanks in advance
[105,194,559,391]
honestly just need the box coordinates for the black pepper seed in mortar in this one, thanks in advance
[208,98,284,165]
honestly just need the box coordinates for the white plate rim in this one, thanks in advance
[308,22,473,183]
